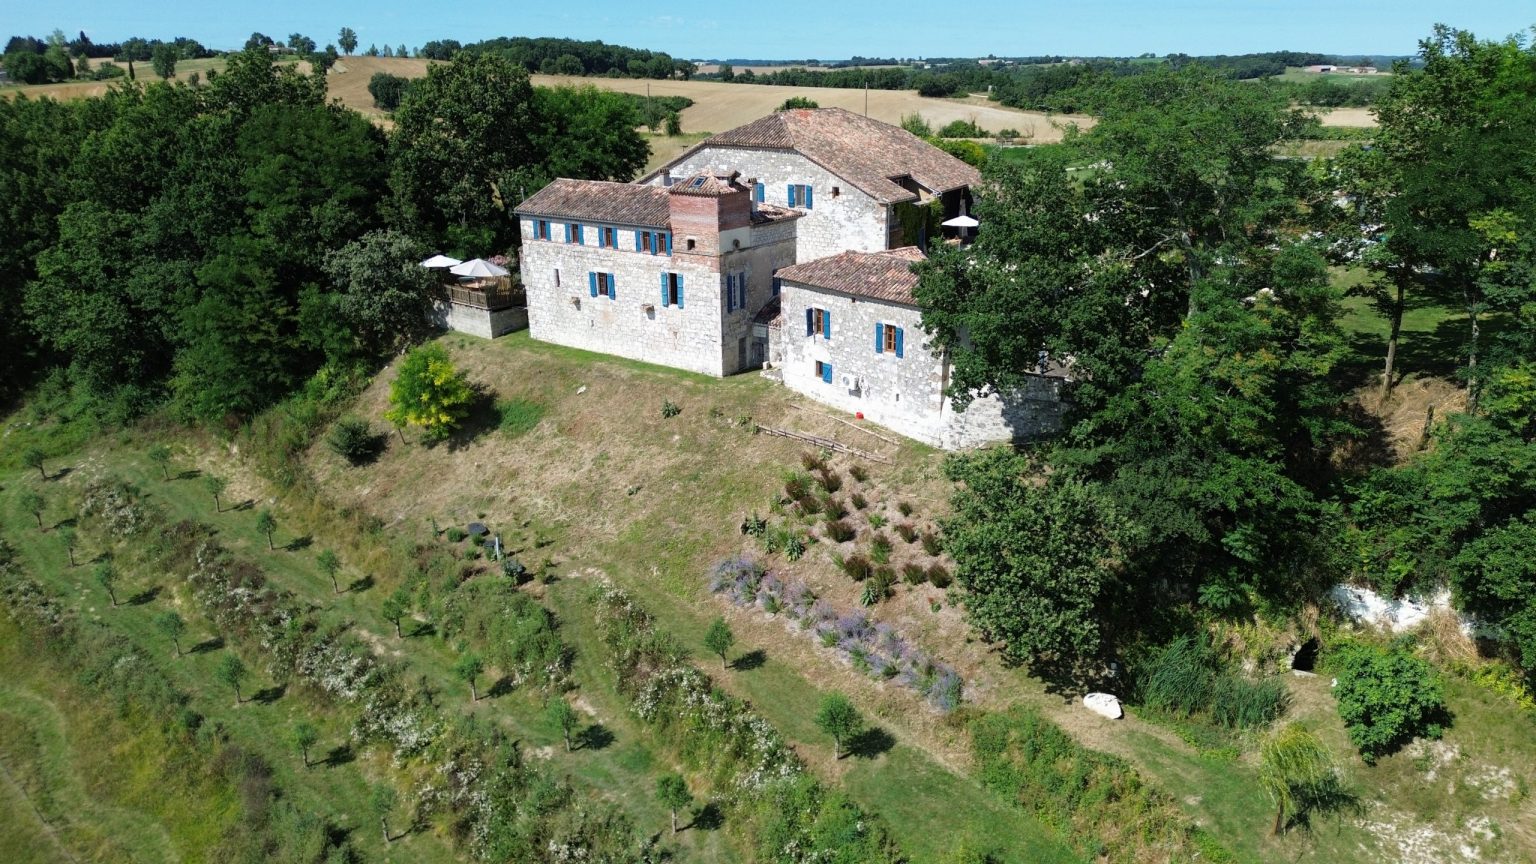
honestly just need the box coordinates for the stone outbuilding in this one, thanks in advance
[772,248,1066,450]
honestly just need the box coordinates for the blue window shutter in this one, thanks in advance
[665,233,672,255]
[635,231,642,252]
[805,186,814,209]
[805,307,813,336]
[822,362,833,384]
[787,184,796,207]
[726,275,734,312]
[564,223,571,243]
[895,327,904,358]
[588,272,597,298]
[822,308,831,340]
[875,322,884,354]
[577,224,584,244]
[608,273,616,300]
[772,277,781,296]
[660,273,668,306]
[677,275,685,308]
[754,182,764,203]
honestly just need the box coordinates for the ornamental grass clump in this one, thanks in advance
[824,519,855,543]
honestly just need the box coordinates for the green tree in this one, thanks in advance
[703,616,735,670]
[292,721,319,767]
[317,549,342,594]
[94,562,118,606]
[780,96,820,110]
[1258,723,1339,835]
[58,525,77,566]
[22,447,47,479]
[147,444,173,480]
[150,43,176,79]
[899,113,932,137]
[371,783,396,843]
[1331,640,1446,763]
[655,773,692,834]
[815,692,864,759]
[255,509,278,550]
[548,698,579,752]
[319,229,437,357]
[455,652,484,701]
[204,474,228,512]
[338,27,358,56]
[20,490,45,530]
[366,72,411,110]
[216,654,248,705]
[530,86,650,187]
[381,588,410,637]
[384,344,474,442]
[155,610,186,657]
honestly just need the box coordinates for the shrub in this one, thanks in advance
[920,531,942,556]
[495,398,546,438]
[1210,676,1289,730]
[800,451,826,472]
[446,527,467,542]
[848,465,868,483]
[1330,639,1447,763]
[895,522,918,543]
[824,519,856,543]
[897,501,915,517]
[850,492,868,510]
[780,96,820,110]
[326,417,382,465]
[926,563,952,588]
[661,399,681,418]
[783,533,806,562]
[1139,637,1218,717]
[795,494,823,515]
[841,553,872,581]
[869,514,888,530]
[870,533,892,565]
[784,471,812,500]
[741,512,768,537]
[817,469,843,493]
[902,563,928,585]
[937,118,985,138]
[822,496,848,520]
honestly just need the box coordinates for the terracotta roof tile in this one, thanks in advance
[777,248,927,306]
[514,179,670,227]
[652,108,979,205]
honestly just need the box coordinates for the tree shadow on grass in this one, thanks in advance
[486,676,517,699]
[190,636,225,654]
[443,386,499,453]
[323,744,354,767]
[691,800,724,832]
[252,684,286,705]
[848,727,896,760]
[1286,775,1365,834]
[231,499,255,512]
[45,466,73,482]
[409,622,436,639]
[732,649,767,671]
[127,585,162,606]
[52,517,78,531]
[348,575,374,593]
[175,469,202,481]
[580,723,615,751]
[284,535,314,552]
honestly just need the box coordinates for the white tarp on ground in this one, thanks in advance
[1083,692,1123,720]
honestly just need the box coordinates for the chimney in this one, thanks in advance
[667,172,751,257]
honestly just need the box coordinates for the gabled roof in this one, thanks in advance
[668,171,746,197]
[777,247,928,306]
[514,178,671,228]
[647,108,980,205]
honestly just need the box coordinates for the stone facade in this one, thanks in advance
[517,204,797,377]
[647,148,888,263]
[429,298,527,339]
[774,279,1064,450]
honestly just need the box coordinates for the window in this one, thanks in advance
[875,322,905,358]
[535,220,552,240]
[589,272,615,300]
[832,186,841,198]
[805,306,830,339]
[814,360,833,383]
[601,226,616,248]
[660,272,685,308]
[726,272,748,313]
[788,184,814,209]
[554,268,561,288]
[771,277,781,297]
[686,238,696,251]
[566,223,583,244]
[636,231,671,255]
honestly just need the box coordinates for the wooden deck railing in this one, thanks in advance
[446,277,524,310]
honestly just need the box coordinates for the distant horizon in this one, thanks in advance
[6,1,1533,61]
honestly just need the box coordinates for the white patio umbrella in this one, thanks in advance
[449,258,510,279]
[941,215,980,228]
[420,253,463,269]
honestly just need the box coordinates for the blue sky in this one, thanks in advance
[10,1,1533,59]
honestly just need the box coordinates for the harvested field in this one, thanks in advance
[1318,106,1377,127]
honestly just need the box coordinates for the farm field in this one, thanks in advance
[0,56,305,102]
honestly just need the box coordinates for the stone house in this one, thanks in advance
[512,108,1063,449]
[514,173,800,376]
[641,107,979,261]
[772,248,1066,449]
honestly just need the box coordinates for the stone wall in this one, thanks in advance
[650,147,889,262]
[774,281,1062,449]
[429,298,528,339]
